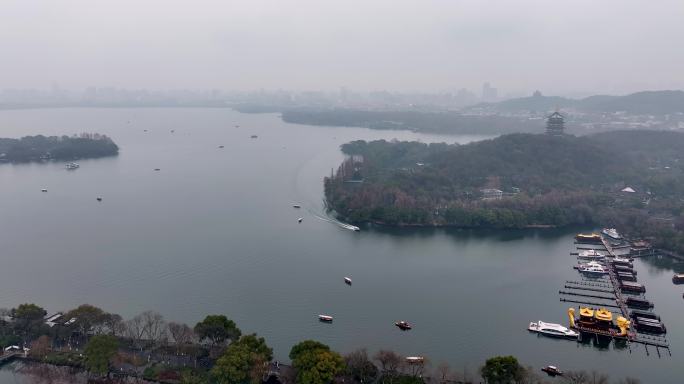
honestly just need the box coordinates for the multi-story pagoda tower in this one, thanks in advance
[545,111,565,135]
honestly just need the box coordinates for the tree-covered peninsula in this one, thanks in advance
[0,133,119,163]
[325,131,684,252]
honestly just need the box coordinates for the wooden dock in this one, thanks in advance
[0,352,20,366]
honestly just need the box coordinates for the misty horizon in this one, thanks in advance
[2,0,683,96]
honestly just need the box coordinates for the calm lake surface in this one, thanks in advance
[1,108,683,383]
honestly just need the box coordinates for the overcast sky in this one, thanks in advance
[1,0,683,95]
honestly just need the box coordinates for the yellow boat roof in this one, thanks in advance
[579,307,594,317]
[595,308,613,322]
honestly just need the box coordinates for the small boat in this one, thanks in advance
[629,310,660,321]
[41,188,48,192]
[620,281,646,293]
[154,168,161,171]
[602,228,622,240]
[298,218,303,223]
[575,233,603,243]
[171,130,175,133]
[293,204,301,209]
[541,366,563,376]
[344,277,352,285]
[528,321,578,338]
[673,274,684,284]
[395,321,412,330]
[65,162,80,170]
[318,315,333,322]
[96,197,102,202]
[577,249,605,259]
[218,145,224,148]
[405,357,425,364]
[250,135,258,139]
[339,223,360,232]
[578,264,608,275]
[625,297,653,309]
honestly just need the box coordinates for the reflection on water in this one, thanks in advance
[640,254,684,273]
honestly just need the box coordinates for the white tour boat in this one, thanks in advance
[528,321,578,338]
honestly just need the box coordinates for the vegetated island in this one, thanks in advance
[324,130,684,254]
[0,133,119,163]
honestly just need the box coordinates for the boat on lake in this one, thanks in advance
[339,223,360,232]
[250,135,258,139]
[541,366,563,376]
[41,188,47,192]
[65,162,80,170]
[577,249,605,259]
[673,274,684,284]
[578,264,608,275]
[528,321,578,338]
[395,321,412,330]
[298,218,303,223]
[626,297,653,309]
[293,204,301,208]
[344,277,352,285]
[575,233,603,243]
[405,357,425,364]
[318,315,333,322]
[602,228,622,240]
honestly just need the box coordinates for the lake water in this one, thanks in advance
[0,108,683,383]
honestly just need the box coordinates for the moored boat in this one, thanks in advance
[541,366,563,376]
[318,315,333,322]
[578,264,608,275]
[575,233,603,244]
[620,281,646,293]
[577,249,605,259]
[65,162,80,170]
[673,274,684,284]
[625,297,653,309]
[405,357,425,364]
[602,228,622,240]
[528,321,578,338]
[395,321,412,330]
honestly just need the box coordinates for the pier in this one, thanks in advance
[0,352,21,366]
[557,232,671,354]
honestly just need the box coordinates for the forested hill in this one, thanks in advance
[0,134,119,163]
[478,90,684,115]
[325,131,684,251]
[282,109,540,135]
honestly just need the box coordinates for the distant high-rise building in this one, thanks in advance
[546,111,565,135]
[481,82,498,101]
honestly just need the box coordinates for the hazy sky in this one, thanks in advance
[2,0,683,95]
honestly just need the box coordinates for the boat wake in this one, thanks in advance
[309,210,360,232]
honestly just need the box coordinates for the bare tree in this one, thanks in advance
[125,314,147,350]
[141,311,167,346]
[563,370,590,384]
[168,322,195,354]
[374,350,403,384]
[403,357,429,379]
[435,362,451,384]
[29,335,52,359]
[345,348,378,383]
[102,313,125,336]
[615,378,641,384]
